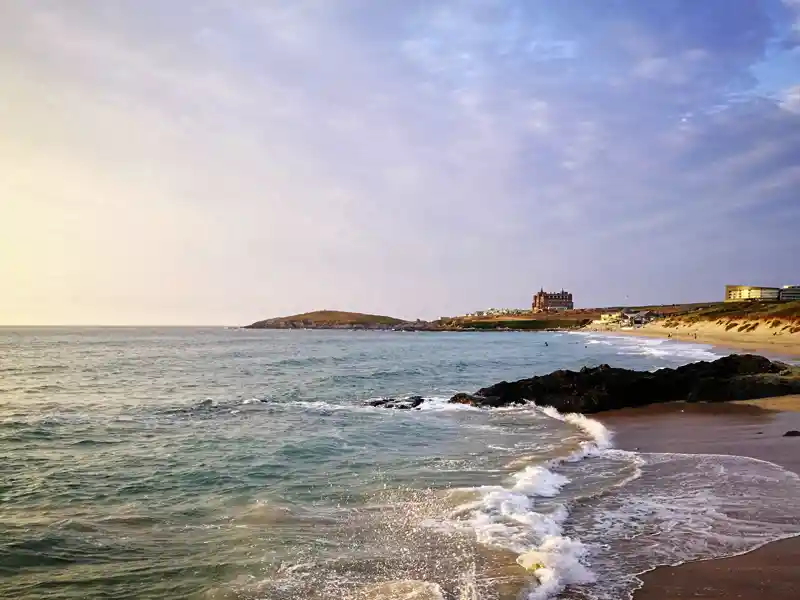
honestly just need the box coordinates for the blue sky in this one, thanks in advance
[1,1,799,324]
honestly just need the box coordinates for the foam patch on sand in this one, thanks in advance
[568,452,800,600]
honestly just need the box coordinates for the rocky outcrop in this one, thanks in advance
[367,396,426,410]
[368,355,800,414]
[447,355,800,413]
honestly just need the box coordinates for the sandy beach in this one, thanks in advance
[600,399,800,600]
[585,320,800,358]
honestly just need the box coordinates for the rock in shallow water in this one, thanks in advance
[367,395,426,410]
[447,354,800,413]
[367,355,800,414]
[784,430,800,437]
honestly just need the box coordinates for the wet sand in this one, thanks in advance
[599,401,800,600]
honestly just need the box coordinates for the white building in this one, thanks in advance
[780,285,800,301]
[724,285,780,302]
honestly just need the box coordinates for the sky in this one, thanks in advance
[1,1,799,325]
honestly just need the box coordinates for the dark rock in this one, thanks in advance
[367,395,427,410]
[784,430,800,437]
[449,392,485,405]
[447,354,799,413]
[407,396,425,408]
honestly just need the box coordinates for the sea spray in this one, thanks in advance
[438,404,616,599]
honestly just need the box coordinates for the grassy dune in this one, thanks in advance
[661,301,800,334]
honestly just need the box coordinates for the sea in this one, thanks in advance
[2,327,799,600]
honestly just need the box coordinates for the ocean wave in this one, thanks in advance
[431,403,800,600]
[415,396,481,413]
[572,332,722,362]
[434,405,615,599]
[155,395,461,419]
[289,396,481,414]
[241,397,268,405]
[538,405,612,455]
[291,400,371,413]
[617,339,720,361]
[570,452,800,600]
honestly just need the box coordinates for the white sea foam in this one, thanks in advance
[292,396,480,414]
[511,466,569,497]
[572,331,722,362]
[294,400,354,412]
[416,396,482,412]
[450,402,800,600]
[517,537,596,600]
[570,452,800,600]
[619,338,720,361]
[439,405,615,599]
[539,405,613,453]
[241,397,265,405]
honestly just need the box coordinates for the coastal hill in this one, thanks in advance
[245,310,406,330]
[244,301,800,337]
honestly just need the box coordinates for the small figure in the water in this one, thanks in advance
[544,341,549,347]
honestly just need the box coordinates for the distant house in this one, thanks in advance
[725,285,781,302]
[622,310,656,326]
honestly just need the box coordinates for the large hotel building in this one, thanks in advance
[532,289,574,312]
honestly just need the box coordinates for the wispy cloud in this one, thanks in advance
[1,0,798,324]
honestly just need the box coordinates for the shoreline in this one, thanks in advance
[245,324,800,361]
[599,400,800,599]
[582,323,800,359]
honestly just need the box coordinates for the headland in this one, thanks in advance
[243,300,800,357]
[244,309,595,332]
[245,310,406,330]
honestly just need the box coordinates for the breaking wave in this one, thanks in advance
[431,405,614,599]
[570,331,722,363]
[425,403,800,600]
